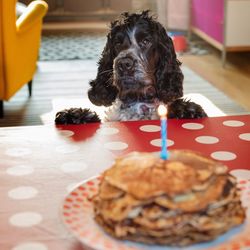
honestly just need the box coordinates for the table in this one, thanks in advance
[1,115,250,250]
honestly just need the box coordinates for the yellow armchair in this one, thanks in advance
[0,0,48,118]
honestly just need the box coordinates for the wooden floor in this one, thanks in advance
[42,21,109,34]
[180,49,250,112]
[0,58,246,127]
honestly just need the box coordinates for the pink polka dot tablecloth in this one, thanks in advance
[0,115,250,250]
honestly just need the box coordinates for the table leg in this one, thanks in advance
[222,48,227,68]
[28,80,33,97]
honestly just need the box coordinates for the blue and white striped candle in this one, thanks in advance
[158,105,168,160]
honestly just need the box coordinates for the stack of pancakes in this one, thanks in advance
[93,150,246,246]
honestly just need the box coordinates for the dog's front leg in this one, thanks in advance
[167,99,207,119]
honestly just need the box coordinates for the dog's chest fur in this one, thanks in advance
[104,100,159,121]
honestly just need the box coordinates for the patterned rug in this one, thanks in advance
[39,32,210,61]
[40,32,107,61]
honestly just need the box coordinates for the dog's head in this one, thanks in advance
[88,11,183,107]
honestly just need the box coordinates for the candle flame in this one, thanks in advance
[157,105,167,117]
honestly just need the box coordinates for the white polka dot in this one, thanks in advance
[223,120,245,127]
[55,145,80,154]
[211,151,237,161]
[239,133,250,141]
[57,130,74,137]
[9,212,42,227]
[97,127,119,135]
[8,186,38,200]
[182,123,204,130]
[150,139,174,147]
[139,125,161,132]
[230,169,250,180]
[6,165,34,176]
[61,161,88,173]
[5,148,31,157]
[195,136,219,144]
[104,141,128,150]
[12,242,48,250]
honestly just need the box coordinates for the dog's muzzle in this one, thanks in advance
[114,51,157,103]
[116,56,137,78]
[117,57,135,74]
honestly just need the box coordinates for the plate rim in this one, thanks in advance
[61,176,250,250]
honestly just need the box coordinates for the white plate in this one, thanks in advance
[62,176,250,250]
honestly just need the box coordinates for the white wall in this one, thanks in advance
[156,0,190,31]
[226,0,250,46]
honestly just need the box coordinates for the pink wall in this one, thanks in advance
[191,0,224,43]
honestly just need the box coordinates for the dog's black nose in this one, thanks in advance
[117,58,134,73]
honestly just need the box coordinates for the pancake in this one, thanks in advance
[104,151,227,199]
[93,150,246,246]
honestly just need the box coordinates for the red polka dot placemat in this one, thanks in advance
[0,114,249,250]
[60,115,250,171]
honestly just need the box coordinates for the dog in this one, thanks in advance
[55,11,207,125]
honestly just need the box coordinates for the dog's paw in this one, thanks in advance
[55,108,101,125]
[182,106,207,119]
[168,99,207,119]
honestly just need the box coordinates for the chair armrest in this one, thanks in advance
[16,0,48,33]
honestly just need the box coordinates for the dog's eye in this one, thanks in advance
[139,38,150,48]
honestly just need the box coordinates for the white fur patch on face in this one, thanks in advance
[129,27,138,48]
[105,100,159,121]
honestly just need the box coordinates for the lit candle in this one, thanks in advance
[158,104,168,160]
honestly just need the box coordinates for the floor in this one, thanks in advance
[180,50,250,112]
[0,58,246,127]
[42,21,109,33]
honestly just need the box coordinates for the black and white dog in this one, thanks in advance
[55,11,206,124]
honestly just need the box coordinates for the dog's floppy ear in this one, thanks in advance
[155,24,184,104]
[88,33,118,106]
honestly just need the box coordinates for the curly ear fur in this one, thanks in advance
[88,34,118,107]
[155,24,184,104]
